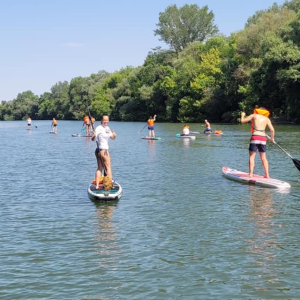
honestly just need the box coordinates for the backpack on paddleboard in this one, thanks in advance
[103,176,113,191]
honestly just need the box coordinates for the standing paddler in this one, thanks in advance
[240,107,275,178]
[91,115,117,190]
[147,115,156,138]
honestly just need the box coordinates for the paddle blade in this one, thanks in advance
[292,158,300,171]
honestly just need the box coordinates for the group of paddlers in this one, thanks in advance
[26,106,276,189]
[27,117,57,132]
[180,107,275,178]
[181,119,222,136]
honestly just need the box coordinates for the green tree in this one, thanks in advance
[91,87,113,118]
[154,4,218,53]
[68,77,91,119]
[38,92,53,119]
[12,91,39,120]
[283,0,300,13]
[50,81,70,119]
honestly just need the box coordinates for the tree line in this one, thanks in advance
[1,0,300,123]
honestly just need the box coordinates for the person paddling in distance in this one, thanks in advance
[182,125,190,136]
[27,117,32,130]
[83,115,91,136]
[91,115,117,189]
[147,115,156,138]
[241,107,275,178]
[51,118,57,133]
[91,116,95,128]
[204,119,212,133]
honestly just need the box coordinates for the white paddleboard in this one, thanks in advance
[222,166,291,189]
[88,181,123,201]
[176,134,196,140]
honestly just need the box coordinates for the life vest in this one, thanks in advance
[251,108,270,133]
[91,117,95,123]
[93,176,104,184]
[147,119,154,126]
[83,116,90,125]
[52,119,57,125]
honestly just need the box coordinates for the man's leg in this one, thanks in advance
[249,151,256,177]
[259,152,269,178]
[95,153,103,189]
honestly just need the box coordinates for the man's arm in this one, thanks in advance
[241,112,254,123]
[110,130,117,140]
[91,127,97,141]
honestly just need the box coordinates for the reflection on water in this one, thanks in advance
[246,187,281,285]
[182,137,191,148]
[93,202,119,266]
[147,140,156,161]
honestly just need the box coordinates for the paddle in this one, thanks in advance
[138,123,147,134]
[267,134,300,171]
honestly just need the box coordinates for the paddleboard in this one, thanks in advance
[72,133,92,137]
[142,137,161,140]
[87,181,123,201]
[176,134,196,140]
[222,166,291,189]
[49,131,57,134]
[205,130,223,135]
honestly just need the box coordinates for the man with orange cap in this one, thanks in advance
[241,107,275,178]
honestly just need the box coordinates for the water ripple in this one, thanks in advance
[0,121,300,299]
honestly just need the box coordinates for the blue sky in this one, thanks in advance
[0,0,286,101]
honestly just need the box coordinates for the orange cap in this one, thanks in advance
[253,108,270,118]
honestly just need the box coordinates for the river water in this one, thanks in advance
[0,120,300,299]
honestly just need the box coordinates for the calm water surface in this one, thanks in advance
[0,120,300,299]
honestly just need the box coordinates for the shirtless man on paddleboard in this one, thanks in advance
[241,108,275,178]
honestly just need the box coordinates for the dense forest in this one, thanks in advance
[1,0,300,123]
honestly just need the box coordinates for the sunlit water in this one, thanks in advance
[0,120,300,299]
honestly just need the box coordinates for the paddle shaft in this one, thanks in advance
[138,123,147,134]
[267,134,300,171]
[266,134,293,159]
